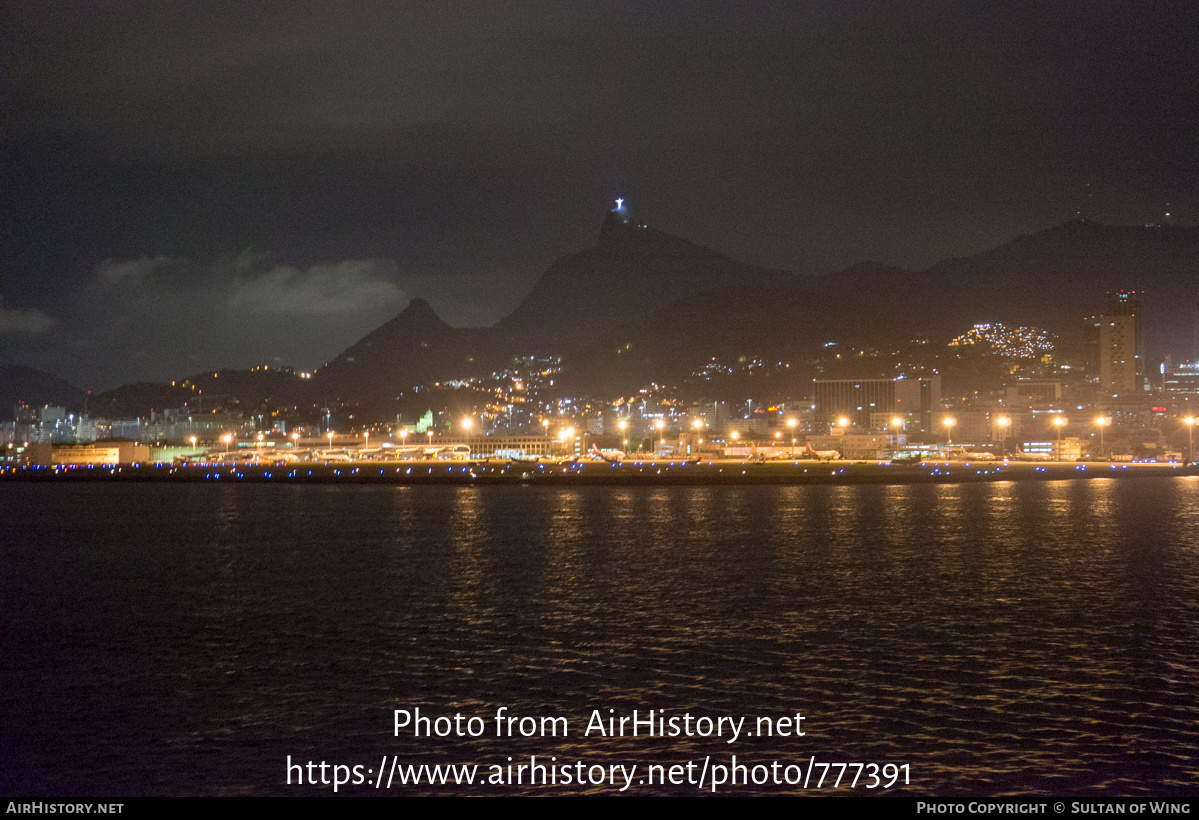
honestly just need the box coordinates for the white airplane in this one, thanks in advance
[1010,450,1051,461]
[805,443,840,461]
[590,444,627,463]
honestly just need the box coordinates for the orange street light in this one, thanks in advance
[1094,416,1110,460]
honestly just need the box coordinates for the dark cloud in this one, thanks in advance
[5,253,406,389]
[2,3,1197,386]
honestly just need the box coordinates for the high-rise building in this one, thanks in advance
[1106,290,1145,381]
[1087,291,1147,400]
[1095,315,1138,397]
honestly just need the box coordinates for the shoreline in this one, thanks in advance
[4,458,1197,486]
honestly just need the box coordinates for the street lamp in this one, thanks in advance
[655,419,665,457]
[618,418,629,452]
[1094,416,1110,460]
[223,433,232,457]
[1053,416,1067,460]
[996,416,1010,458]
[891,416,904,450]
[1185,417,1195,463]
[943,417,956,446]
[189,436,197,460]
[787,418,798,458]
[327,430,334,452]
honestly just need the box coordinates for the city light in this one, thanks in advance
[996,416,1010,457]
[948,323,1055,358]
[1095,416,1110,459]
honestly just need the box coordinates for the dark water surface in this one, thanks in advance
[2,479,1197,796]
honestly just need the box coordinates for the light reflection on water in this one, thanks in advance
[2,479,1196,795]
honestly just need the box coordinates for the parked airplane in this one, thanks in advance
[805,443,840,461]
[591,444,627,463]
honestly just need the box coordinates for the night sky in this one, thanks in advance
[3,3,1196,390]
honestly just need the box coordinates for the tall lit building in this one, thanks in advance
[1095,315,1138,397]
[1087,290,1146,399]
[1106,290,1145,382]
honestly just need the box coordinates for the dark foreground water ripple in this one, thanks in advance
[2,479,1196,795]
